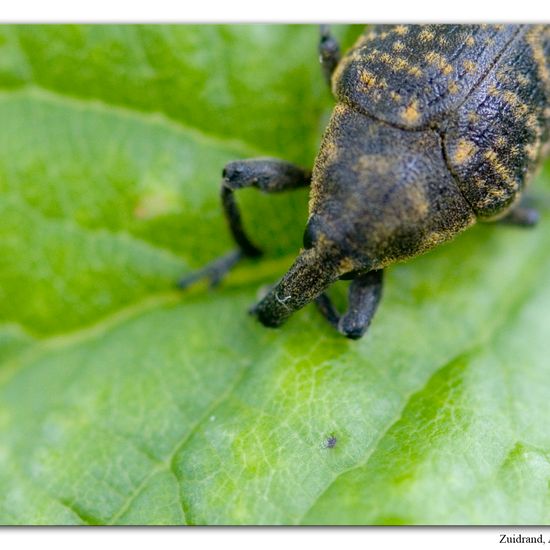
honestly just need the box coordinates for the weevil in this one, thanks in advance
[179,24,550,339]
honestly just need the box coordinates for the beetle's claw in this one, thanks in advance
[177,250,245,290]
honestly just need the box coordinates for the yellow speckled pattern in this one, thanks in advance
[445,25,550,218]
[332,24,549,219]
[333,25,522,129]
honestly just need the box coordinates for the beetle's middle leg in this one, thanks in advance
[319,25,341,86]
[315,270,384,339]
[178,158,311,289]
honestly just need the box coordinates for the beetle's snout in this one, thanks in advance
[251,247,343,328]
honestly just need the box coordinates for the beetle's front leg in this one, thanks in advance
[315,270,384,339]
[178,158,311,289]
[319,25,341,86]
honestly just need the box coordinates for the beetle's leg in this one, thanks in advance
[178,158,311,289]
[497,204,539,227]
[314,292,341,329]
[220,159,311,256]
[319,25,341,86]
[339,270,384,339]
[315,270,384,339]
[176,250,243,290]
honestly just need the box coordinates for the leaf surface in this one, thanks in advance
[0,25,549,525]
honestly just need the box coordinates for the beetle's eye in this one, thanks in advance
[302,223,315,249]
[303,215,324,249]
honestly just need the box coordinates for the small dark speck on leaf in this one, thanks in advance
[325,436,337,449]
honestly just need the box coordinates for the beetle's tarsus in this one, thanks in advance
[315,270,384,339]
[177,249,246,290]
[319,25,341,86]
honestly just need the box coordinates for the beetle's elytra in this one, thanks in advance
[179,24,550,339]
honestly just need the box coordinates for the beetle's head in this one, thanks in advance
[304,104,474,273]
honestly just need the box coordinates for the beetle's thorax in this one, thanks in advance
[306,104,475,272]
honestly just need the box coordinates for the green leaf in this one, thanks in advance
[0,24,549,525]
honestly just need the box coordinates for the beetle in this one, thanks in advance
[179,24,550,339]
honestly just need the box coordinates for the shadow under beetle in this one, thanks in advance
[179,24,550,340]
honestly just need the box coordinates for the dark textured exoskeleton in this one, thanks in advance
[179,24,550,339]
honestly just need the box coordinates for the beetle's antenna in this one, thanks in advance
[251,247,342,328]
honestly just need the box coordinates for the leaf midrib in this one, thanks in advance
[0,85,274,161]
